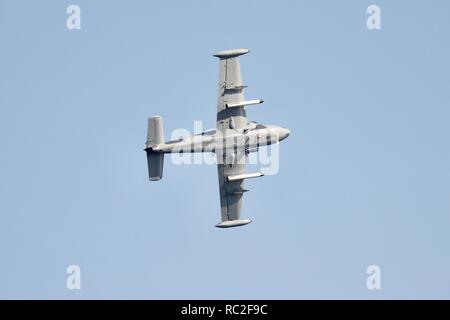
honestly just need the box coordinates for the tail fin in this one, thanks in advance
[146,116,164,181]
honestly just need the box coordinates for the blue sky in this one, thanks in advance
[1,0,450,299]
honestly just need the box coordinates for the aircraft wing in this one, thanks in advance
[213,49,256,228]
[216,150,252,228]
[214,48,249,130]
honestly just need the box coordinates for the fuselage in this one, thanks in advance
[152,124,290,154]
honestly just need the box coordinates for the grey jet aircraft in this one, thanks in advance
[145,49,290,228]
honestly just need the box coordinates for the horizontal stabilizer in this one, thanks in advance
[226,99,264,108]
[227,172,264,182]
[146,116,164,148]
[146,150,164,181]
[215,219,252,228]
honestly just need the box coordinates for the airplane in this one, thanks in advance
[145,48,290,228]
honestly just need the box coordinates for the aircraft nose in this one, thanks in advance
[279,128,290,141]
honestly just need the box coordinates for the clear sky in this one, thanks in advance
[1,0,450,299]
